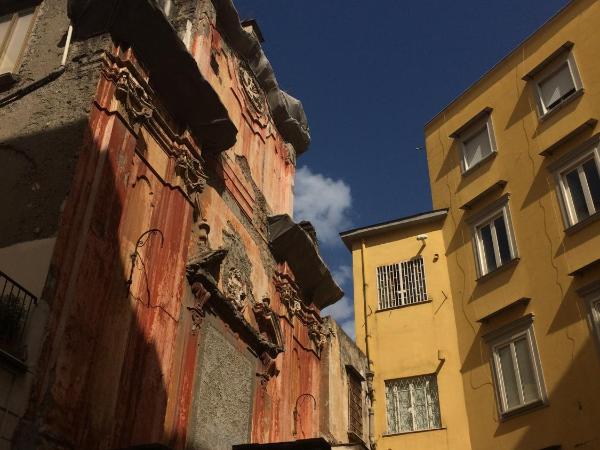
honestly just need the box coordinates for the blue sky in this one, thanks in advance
[236,0,569,338]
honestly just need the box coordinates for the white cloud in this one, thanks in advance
[323,295,355,340]
[332,264,352,287]
[293,166,352,246]
[323,264,356,340]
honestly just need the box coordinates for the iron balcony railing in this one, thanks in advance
[0,271,37,359]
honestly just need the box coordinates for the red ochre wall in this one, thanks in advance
[20,23,326,448]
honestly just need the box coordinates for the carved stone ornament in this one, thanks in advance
[252,296,272,319]
[238,63,266,115]
[224,268,247,312]
[257,351,280,385]
[274,276,302,320]
[308,320,331,353]
[175,150,207,196]
[112,68,154,125]
[188,281,212,334]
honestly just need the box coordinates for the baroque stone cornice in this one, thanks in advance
[99,52,208,201]
[273,271,332,355]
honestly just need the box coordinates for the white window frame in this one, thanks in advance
[375,256,428,310]
[457,114,497,173]
[0,6,36,76]
[384,374,442,434]
[470,197,518,278]
[484,314,547,418]
[554,143,600,228]
[533,51,582,118]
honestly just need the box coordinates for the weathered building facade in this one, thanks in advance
[0,1,369,449]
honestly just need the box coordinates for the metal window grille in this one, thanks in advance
[348,371,363,437]
[385,375,441,434]
[376,257,427,310]
[0,271,37,358]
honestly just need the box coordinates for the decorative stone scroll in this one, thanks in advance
[253,297,283,384]
[188,281,212,334]
[274,271,333,355]
[307,320,332,353]
[274,272,302,320]
[175,150,207,196]
[238,62,266,115]
[104,66,154,127]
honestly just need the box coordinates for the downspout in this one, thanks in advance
[360,239,376,450]
[0,23,72,109]
[61,24,73,66]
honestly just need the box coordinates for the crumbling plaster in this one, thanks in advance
[0,0,111,248]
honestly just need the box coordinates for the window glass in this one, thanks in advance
[582,159,600,211]
[539,63,576,110]
[565,167,589,222]
[514,338,539,403]
[463,125,492,169]
[494,216,512,265]
[498,344,520,409]
[480,224,497,272]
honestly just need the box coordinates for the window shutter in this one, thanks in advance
[463,126,492,169]
[539,64,575,108]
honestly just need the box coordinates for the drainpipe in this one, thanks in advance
[360,239,376,450]
[61,24,73,66]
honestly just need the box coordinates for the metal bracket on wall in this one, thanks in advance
[126,228,164,287]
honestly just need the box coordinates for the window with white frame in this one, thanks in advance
[457,115,497,172]
[472,200,517,277]
[385,374,441,434]
[555,144,600,227]
[376,257,427,310]
[532,50,582,117]
[0,7,35,75]
[485,315,547,417]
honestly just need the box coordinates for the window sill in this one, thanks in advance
[500,399,548,421]
[347,430,367,446]
[565,211,600,235]
[539,88,584,122]
[376,299,432,313]
[0,72,19,92]
[461,151,497,178]
[476,257,520,282]
[383,426,446,437]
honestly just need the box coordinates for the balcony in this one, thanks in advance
[0,271,37,366]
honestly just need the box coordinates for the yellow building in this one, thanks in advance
[423,0,600,448]
[341,211,472,450]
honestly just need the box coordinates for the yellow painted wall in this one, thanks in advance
[424,0,600,448]
[351,220,472,450]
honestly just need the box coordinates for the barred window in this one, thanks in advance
[376,257,427,310]
[347,370,363,437]
[385,375,441,434]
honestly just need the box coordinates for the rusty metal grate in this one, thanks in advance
[0,271,37,358]
[348,370,363,437]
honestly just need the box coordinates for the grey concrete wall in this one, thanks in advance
[0,1,110,446]
[0,0,110,249]
[187,317,256,450]
[320,318,370,449]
